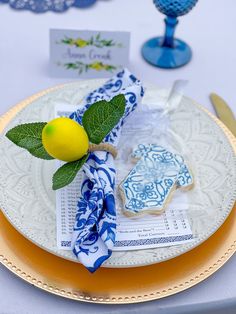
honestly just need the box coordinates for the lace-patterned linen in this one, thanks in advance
[70,69,144,272]
[0,0,95,13]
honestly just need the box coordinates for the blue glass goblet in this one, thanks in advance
[142,0,198,69]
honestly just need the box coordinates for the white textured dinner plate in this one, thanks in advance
[0,80,236,267]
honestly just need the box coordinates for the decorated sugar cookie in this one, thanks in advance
[119,144,194,216]
[172,153,194,189]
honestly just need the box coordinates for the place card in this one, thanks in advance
[50,29,130,78]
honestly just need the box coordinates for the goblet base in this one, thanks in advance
[142,37,192,69]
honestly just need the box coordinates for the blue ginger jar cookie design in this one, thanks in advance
[119,144,193,216]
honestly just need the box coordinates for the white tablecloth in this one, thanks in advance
[0,0,235,313]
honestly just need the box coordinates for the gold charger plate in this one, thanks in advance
[0,87,235,304]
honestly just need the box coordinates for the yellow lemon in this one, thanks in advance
[75,38,87,47]
[42,117,89,162]
[90,62,103,71]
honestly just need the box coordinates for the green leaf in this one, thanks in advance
[52,154,88,190]
[6,122,54,160]
[82,94,126,144]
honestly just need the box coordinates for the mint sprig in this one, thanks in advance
[6,122,54,160]
[82,94,126,144]
[53,154,88,190]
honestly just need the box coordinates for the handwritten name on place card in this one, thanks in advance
[50,29,130,78]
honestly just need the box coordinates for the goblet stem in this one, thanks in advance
[162,16,178,48]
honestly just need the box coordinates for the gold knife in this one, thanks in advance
[210,93,236,137]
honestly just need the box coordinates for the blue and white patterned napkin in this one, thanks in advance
[70,69,144,272]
